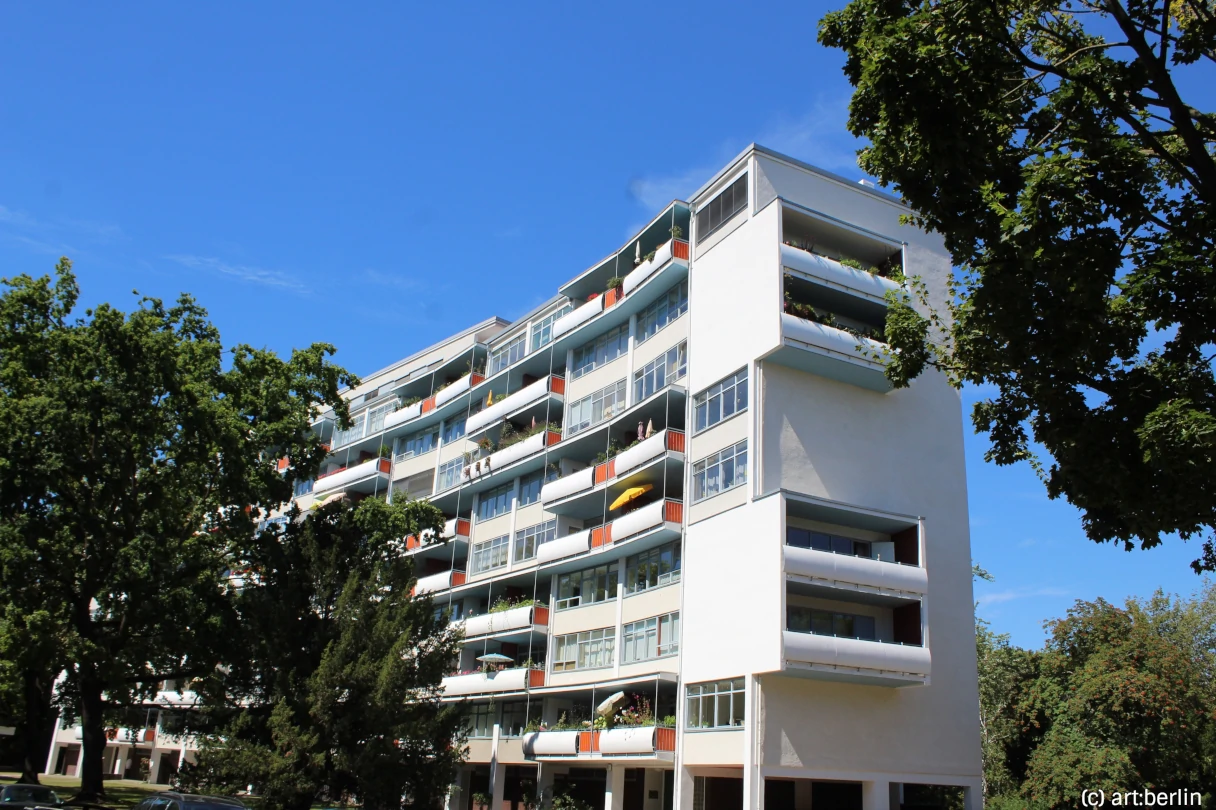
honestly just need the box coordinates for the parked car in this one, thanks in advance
[131,794,245,810]
[0,785,65,809]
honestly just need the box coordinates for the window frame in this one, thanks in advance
[489,333,527,375]
[685,678,746,730]
[436,457,464,491]
[552,627,616,672]
[633,341,688,402]
[625,541,682,594]
[636,279,688,344]
[693,368,748,434]
[513,518,557,562]
[530,304,574,352]
[691,440,749,503]
[470,534,510,574]
[694,172,748,242]
[621,611,680,664]
[566,379,627,436]
[476,481,515,521]
[571,323,630,380]
[556,560,619,610]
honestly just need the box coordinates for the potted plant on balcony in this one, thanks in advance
[670,224,683,240]
[377,445,393,458]
[604,275,625,306]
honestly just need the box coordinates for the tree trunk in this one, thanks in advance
[19,668,55,784]
[75,671,107,802]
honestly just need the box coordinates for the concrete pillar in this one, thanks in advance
[489,724,506,810]
[604,764,626,810]
[675,766,695,810]
[536,763,554,810]
[445,768,471,810]
[962,784,979,810]
[44,741,60,776]
[862,780,891,810]
[742,674,762,810]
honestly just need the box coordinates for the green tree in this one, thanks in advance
[819,0,1216,572]
[0,259,353,799]
[976,618,1038,799]
[182,498,464,810]
[1015,598,1215,805]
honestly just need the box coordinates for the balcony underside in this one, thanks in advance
[779,660,928,688]
[769,314,892,393]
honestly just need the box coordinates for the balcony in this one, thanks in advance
[535,528,592,565]
[434,372,486,409]
[312,457,392,496]
[623,239,689,296]
[382,399,424,431]
[782,630,930,687]
[466,375,566,437]
[608,499,683,547]
[460,604,550,639]
[781,243,900,305]
[413,568,466,596]
[785,545,926,599]
[522,726,676,760]
[774,312,891,392]
[541,430,686,519]
[440,666,545,697]
[463,428,563,483]
[552,295,604,340]
[405,517,470,553]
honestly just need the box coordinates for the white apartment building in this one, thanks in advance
[44,145,982,809]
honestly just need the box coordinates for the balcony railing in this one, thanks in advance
[466,375,566,436]
[535,528,592,565]
[541,429,685,507]
[459,604,550,638]
[783,630,930,684]
[463,429,562,482]
[413,569,466,596]
[523,726,676,759]
[405,517,470,551]
[441,666,545,697]
[778,312,891,392]
[313,457,392,495]
[623,239,689,296]
[611,499,683,544]
[781,243,901,303]
[784,544,927,595]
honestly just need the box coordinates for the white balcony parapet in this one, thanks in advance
[536,529,591,564]
[313,457,391,495]
[522,730,579,757]
[552,296,604,339]
[383,399,423,431]
[623,239,679,296]
[415,569,464,595]
[614,429,670,477]
[435,373,476,408]
[611,499,679,541]
[781,244,900,302]
[460,604,544,638]
[466,376,558,436]
[785,546,927,595]
[782,314,884,364]
[441,666,540,697]
[541,467,594,504]
[783,631,931,678]
[465,430,557,481]
[599,727,661,755]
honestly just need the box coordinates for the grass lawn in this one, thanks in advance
[0,772,167,808]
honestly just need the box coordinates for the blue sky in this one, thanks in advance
[1,2,1210,648]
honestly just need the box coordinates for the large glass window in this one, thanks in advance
[476,482,515,521]
[436,457,464,492]
[465,703,495,738]
[499,702,543,737]
[566,379,627,436]
[694,368,748,433]
[634,341,687,402]
[514,518,557,562]
[625,541,681,594]
[441,416,466,444]
[489,333,527,375]
[397,426,439,461]
[786,527,872,558]
[518,465,559,506]
[637,279,688,344]
[331,410,367,449]
[621,612,680,664]
[470,534,509,574]
[365,401,397,434]
[531,304,573,351]
[695,172,748,241]
[787,606,878,641]
[691,440,748,502]
[685,679,745,729]
[552,628,616,671]
[294,478,314,497]
[572,324,629,380]
[556,561,619,610]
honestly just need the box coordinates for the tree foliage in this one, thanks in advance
[0,259,354,799]
[820,0,1216,572]
[181,498,464,810]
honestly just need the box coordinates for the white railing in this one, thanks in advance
[441,666,538,697]
[784,545,927,594]
[783,631,930,677]
[466,376,558,435]
[614,429,670,476]
[312,457,390,495]
[552,296,604,339]
[536,529,591,564]
[781,243,901,302]
[541,466,594,504]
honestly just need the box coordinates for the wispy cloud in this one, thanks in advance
[757,97,865,174]
[627,166,714,213]
[164,254,309,293]
[361,268,424,291]
[977,586,1070,606]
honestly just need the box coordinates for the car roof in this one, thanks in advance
[152,794,244,806]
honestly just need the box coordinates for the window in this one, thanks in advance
[695,172,748,240]
[637,279,688,343]
[572,324,629,380]
[437,457,464,492]
[786,527,872,558]
[694,368,748,433]
[634,341,687,401]
[365,401,397,434]
[490,333,527,375]
[691,440,748,502]
[621,612,680,664]
[556,561,619,610]
[514,518,557,562]
[471,535,509,574]
[499,702,542,737]
[552,628,616,671]
[294,478,313,497]
[331,410,367,448]
[397,426,439,460]
[686,678,745,729]
[476,482,515,521]
[787,606,878,641]
[566,379,627,436]
[518,465,559,506]
[625,541,681,593]
[441,416,466,444]
[531,304,573,351]
[465,703,495,738]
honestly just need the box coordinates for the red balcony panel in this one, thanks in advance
[471,373,486,387]
[591,525,612,549]
[545,430,562,447]
[594,459,615,484]
[673,239,690,260]
[666,430,686,453]
[421,395,437,414]
[578,730,600,754]
[663,500,684,524]
[377,458,391,474]
[604,287,622,308]
[533,606,550,626]
[656,727,676,752]
[455,518,471,537]
[550,376,566,396]
[452,571,467,587]
[527,669,546,688]
[276,457,289,471]
[406,534,420,551]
